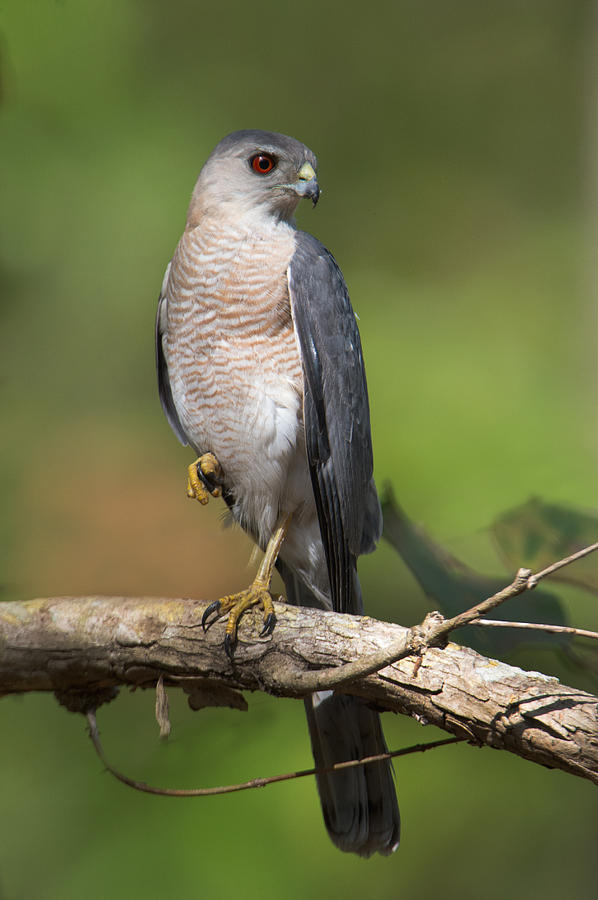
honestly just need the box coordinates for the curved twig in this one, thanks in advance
[86,710,463,797]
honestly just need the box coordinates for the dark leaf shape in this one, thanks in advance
[493,497,598,596]
[381,489,568,658]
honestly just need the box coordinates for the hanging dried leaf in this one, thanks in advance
[155,675,171,739]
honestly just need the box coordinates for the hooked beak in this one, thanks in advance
[294,162,320,207]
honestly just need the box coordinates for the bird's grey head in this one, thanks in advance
[188,130,319,225]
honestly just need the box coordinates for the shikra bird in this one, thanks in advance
[156,129,400,857]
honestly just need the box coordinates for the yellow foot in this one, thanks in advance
[187,453,223,505]
[202,582,277,658]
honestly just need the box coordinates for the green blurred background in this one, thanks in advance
[1,1,597,898]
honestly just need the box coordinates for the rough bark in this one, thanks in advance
[1,595,596,785]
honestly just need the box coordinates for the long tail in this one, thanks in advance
[304,692,400,856]
[278,561,400,857]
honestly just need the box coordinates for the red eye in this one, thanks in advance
[251,153,276,174]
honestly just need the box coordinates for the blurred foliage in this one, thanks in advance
[493,497,598,594]
[1,1,597,899]
[382,491,598,688]
[381,490,569,654]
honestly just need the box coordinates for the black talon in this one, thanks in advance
[196,462,223,496]
[260,612,277,638]
[223,632,235,660]
[202,600,222,632]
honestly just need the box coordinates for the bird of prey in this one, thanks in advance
[156,130,400,856]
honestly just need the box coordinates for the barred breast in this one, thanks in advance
[161,215,315,556]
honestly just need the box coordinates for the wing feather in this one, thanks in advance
[155,268,189,446]
[288,232,382,613]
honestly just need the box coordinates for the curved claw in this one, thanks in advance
[187,453,224,504]
[223,632,236,660]
[259,612,277,638]
[196,462,222,498]
[202,600,222,632]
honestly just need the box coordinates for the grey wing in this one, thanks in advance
[156,265,188,446]
[288,232,382,615]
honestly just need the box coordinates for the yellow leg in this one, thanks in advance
[202,514,292,657]
[187,452,223,505]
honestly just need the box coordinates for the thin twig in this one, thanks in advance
[527,541,598,588]
[281,540,598,693]
[282,569,534,693]
[472,619,598,641]
[437,568,533,633]
[86,710,463,797]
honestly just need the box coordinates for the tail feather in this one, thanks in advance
[277,558,400,857]
[304,692,400,857]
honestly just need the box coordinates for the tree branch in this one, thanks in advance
[1,593,596,785]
